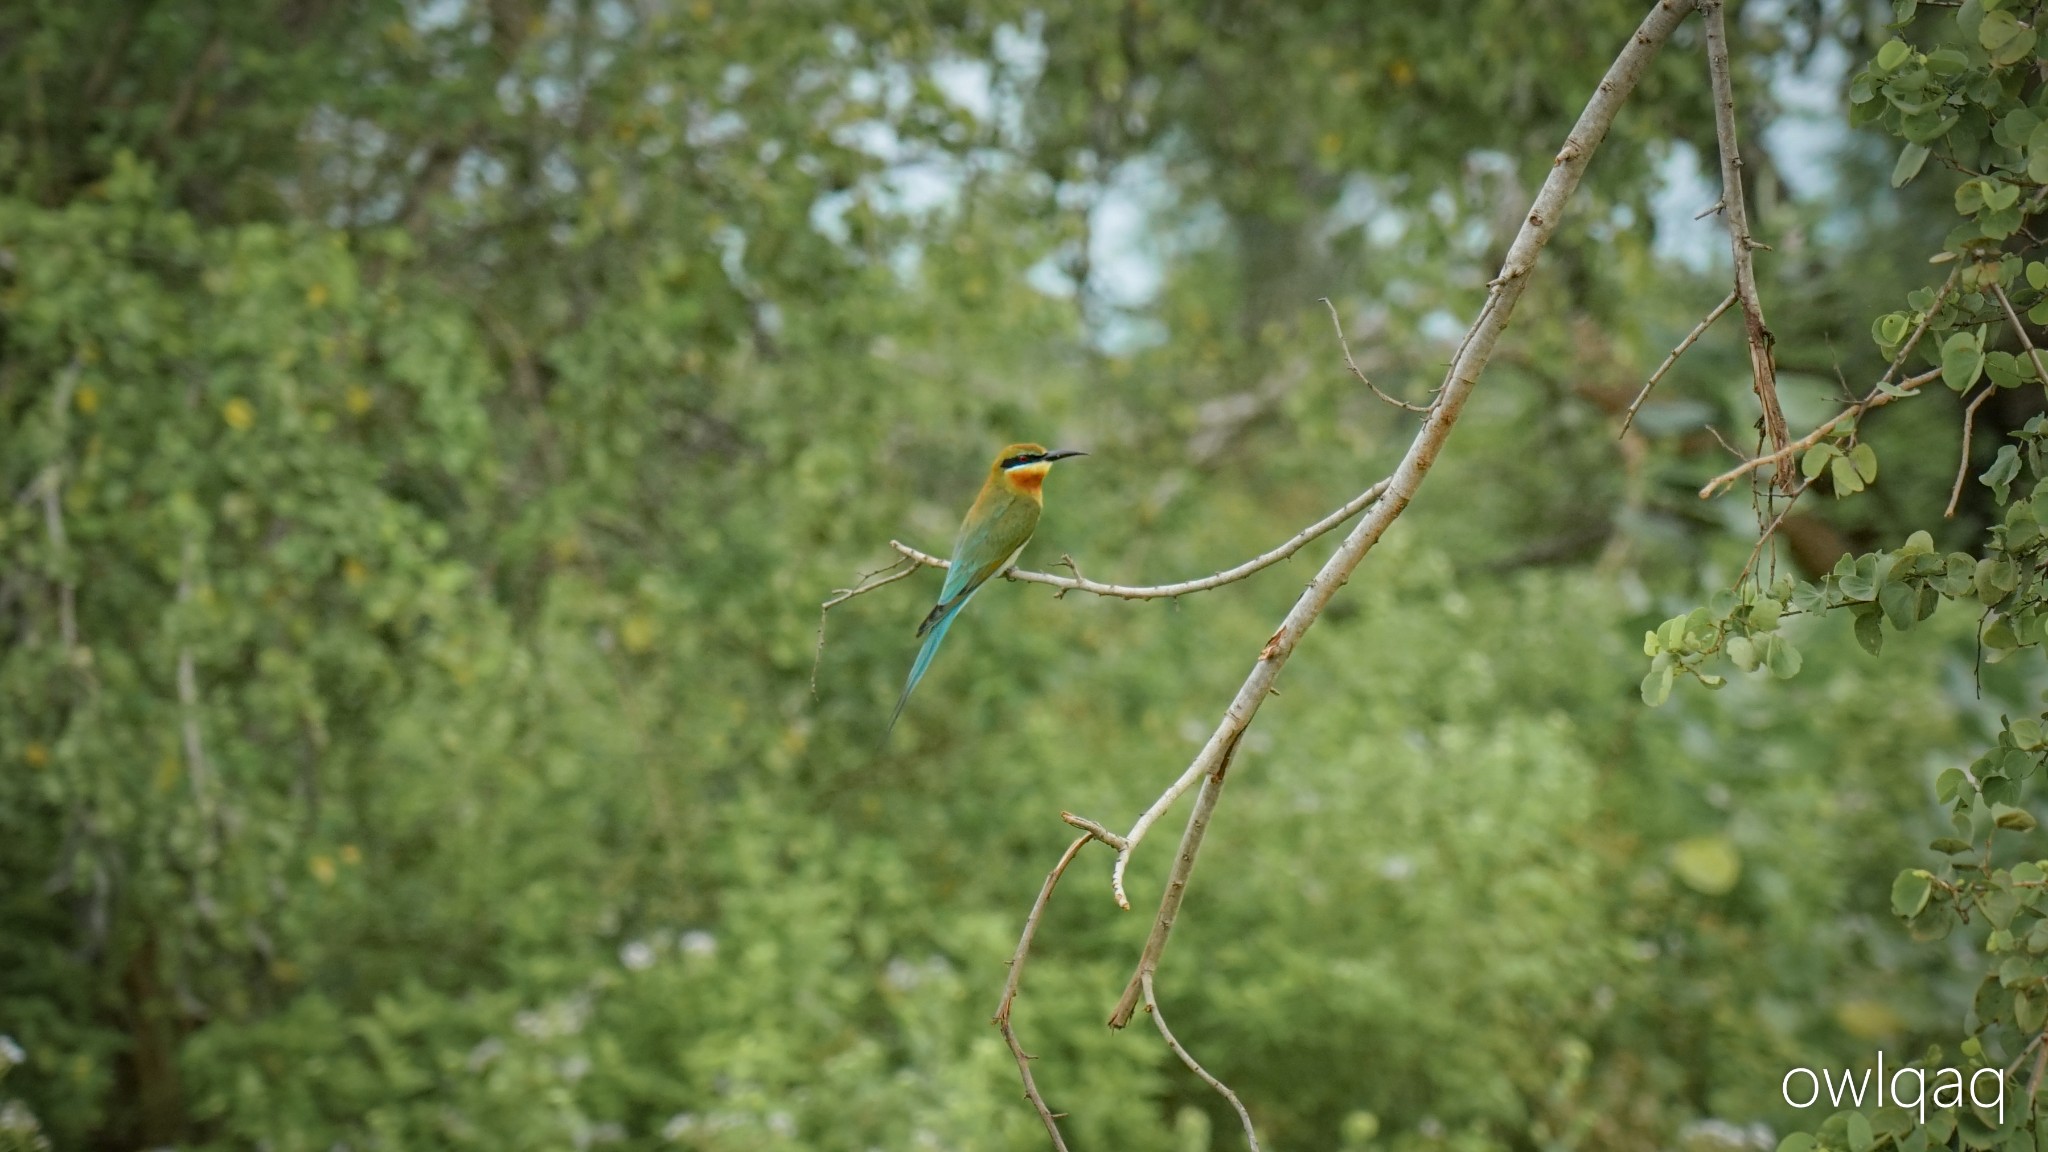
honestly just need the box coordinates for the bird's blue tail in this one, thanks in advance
[885,589,978,737]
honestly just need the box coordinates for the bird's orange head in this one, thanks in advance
[990,442,1087,499]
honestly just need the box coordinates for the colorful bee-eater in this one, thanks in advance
[887,443,1087,734]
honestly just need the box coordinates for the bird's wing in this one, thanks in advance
[886,491,1042,736]
[921,495,1040,637]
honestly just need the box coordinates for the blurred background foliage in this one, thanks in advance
[0,0,2023,1149]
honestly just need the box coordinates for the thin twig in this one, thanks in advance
[992,832,1098,1152]
[1112,731,1242,1015]
[1737,477,1813,588]
[1321,297,1429,413]
[890,480,1391,602]
[1143,972,1261,1152]
[1948,387,1994,519]
[811,557,919,695]
[1701,271,1957,498]
[1992,281,2048,386]
[1620,291,1736,436]
[1702,0,1793,492]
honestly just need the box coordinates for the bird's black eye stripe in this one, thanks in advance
[1002,452,1044,469]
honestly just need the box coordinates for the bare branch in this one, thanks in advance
[1948,387,1994,520]
[1620,292,1735,436]
[1096,0,1702,915]
[1993,281,2048,386]
[1142,972,1261,1152]
[1112,731,1242,1014]
[811,557,919,695]
[1321,297,1430,414]
[1737,477,1813,588]
[889,480,1390,601]
[992,831,1100,1152]
[1701,270,1957,498]
[1701,0,1793,492]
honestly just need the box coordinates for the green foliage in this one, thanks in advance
[0,0,2025,1149]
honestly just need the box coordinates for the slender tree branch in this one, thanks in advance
[1321,297,1429,414]
[1993,281,2048,386]
[1143,972,1261,1152]
[1700,270,1957,498]
[1701,0,1793,491]
[1948,387,1995,520]
[1738,477,1813,588]
[811,557,919,695]
[992,831,1097,1152]
[1094,0,1701,915]
[1620,291,1735,436]
[886,480,1390,601]
[1111,731,1242,1021]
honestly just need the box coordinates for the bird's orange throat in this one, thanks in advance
[1004,462,1050,497]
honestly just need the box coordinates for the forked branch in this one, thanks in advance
[1701,0,1794,492]
[1701,270,1957,498]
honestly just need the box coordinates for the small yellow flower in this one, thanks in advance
[23,743,48,768]
[339,844,361,866]
[309,855,336,885]
[342,558,369,588]
[222,398,255,431]
[1389,59,1415,87]
[344,385,372,416]
[305,283,329,308]
[75,386,99,415]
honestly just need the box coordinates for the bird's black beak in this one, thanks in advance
[1043,449,1088,462]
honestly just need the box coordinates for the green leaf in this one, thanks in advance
[1892,869,1935,917]
[1764,634,1803,679]
[1726,634,1758,672]
[1856,606,1887,655]
[1901,529,1936,556]
[1847,1112,1874,1152]
[1850,443,1878,483]
[1932,836,1976,854]
[1998,805,2039,831]
[1641,662,1674,707]
[1801,442,1840,479]
[1994,25,2036,65]
[1893,141,1932,187]
[1878,38,1914,70]
[1938,766,1969,805]
[1777,1136,1816,1152]
[1831,454,1866,495]
[1985,443,2023,502]
[1981,8,2023,49]
[1943,329,1986,391]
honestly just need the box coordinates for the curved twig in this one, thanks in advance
[993,831,1098,1152]
[1620,292,1735,436]
[811,557,919,695]
[1143,972,1261,1152]
[1321,297,1430,414]
[889,480,1391,601]
[1948,387,1995,520]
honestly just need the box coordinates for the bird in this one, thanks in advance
[886,443,1087,735]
